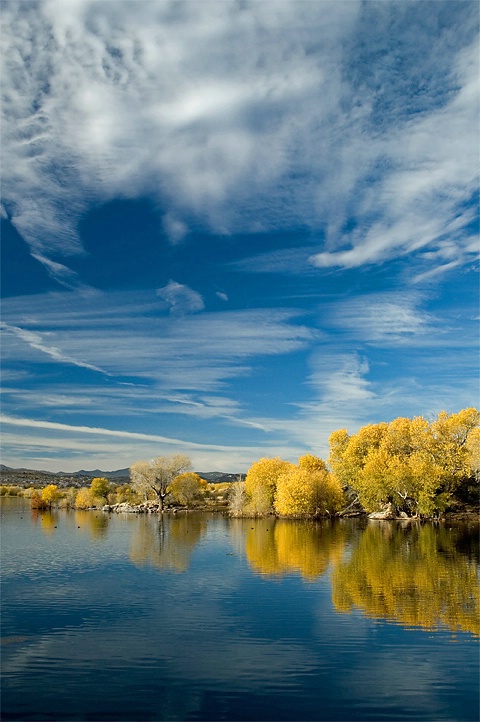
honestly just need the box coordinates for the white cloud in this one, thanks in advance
[0,414,243,451]
[0,321,105,373]
[157,280,205,315]
[0,414,304,473]
[234,247,321,276]
[31,253,89,291]
[1,291,315,392]
[310,40,479,273]
[326,291,435,345]
[410,261,463,285]
[3,0,475,280]
[307,353,374,404]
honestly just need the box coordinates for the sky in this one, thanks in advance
[1,0,478,473]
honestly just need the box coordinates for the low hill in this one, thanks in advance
[0,465,244,487]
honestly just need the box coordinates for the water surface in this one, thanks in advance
[1,498,478,721]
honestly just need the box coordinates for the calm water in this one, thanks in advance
[1,498,479,722]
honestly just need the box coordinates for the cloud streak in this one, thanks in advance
[0,321,105,373]
[1,291,315,391]
[0,414,251,452]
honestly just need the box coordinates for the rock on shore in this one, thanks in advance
[102,501,161,513]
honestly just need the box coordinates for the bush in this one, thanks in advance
[0,485,23,496]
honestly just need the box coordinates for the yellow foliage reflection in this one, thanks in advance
[244,519,346,580]
[332,522,479,636]
[74,510,110,539]
[32,510,58,535]
[130,513,207,572]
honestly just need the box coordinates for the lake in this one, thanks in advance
[1,498,478,721]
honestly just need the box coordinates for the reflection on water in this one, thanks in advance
[239,518,346,580]
[31,507,111,540]
[2,499,478,722]
[129,513,208,572]
[235,516,479,636]
[74,510,110,539]
[27,506,479,637]
[332,522,480,636]
[34,509,59,535]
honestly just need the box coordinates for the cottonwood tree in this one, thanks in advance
[169,472,207,507]
[31,484,60,510]
[90,477,110,503]
[75,487,95,509]
[244,457,294,515]
[327,409,480,517]
[130,455,192,511]
[274,455,344,517]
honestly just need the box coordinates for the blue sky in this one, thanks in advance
[1,0,478,473]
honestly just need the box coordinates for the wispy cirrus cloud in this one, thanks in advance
[2,0,477,279]
[0,321,105,373]
[0,291,315,392]
[0,289,316,453]
[31,252,88,291]
[326,291,434,345]
[0,414,303,473]
[310,40,479,274]
[0,414,245,451]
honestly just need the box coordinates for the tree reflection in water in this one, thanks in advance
[31,509,59,535]
[332,522,479,636]
[130,513,207,572]
[236,517,479,636]
[242,518,347,580]
[74,510,110,539]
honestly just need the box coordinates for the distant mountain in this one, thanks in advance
[0,465,244,483]
[197,472,246,483]
[0,465,129,479]
[0,464,54,474]
[65,468,130,478]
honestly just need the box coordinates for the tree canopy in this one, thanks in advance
[130,454,192,510]
[238,453,344,517]
[90,477,110,502]
[244,457,294,515]
[169,472,207,507]
[328,408,479,517]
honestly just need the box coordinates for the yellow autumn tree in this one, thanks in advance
[244,457,294,515]
[466,426,480,480]
[90,477,110,503]
[169,472,207,507]
[329,423,388,489]
[75,487,96,509]
[328,409,479,517]
[31,485,61,511]
[41,484,60,509]
[429,408,480,491]
[274,464,344,517]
